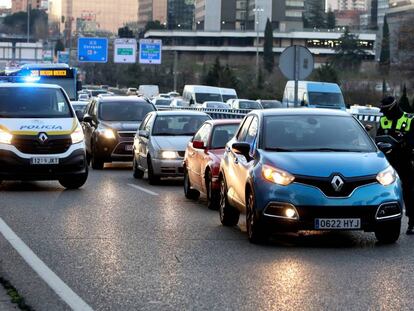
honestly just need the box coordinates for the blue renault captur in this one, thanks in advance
[219,109,403,244]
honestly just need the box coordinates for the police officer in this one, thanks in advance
[377,96,414,234]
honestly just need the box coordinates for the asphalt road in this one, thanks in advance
[1,165,414,311]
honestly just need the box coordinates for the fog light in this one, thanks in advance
[285,208,297,218]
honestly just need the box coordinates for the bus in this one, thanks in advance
[3,63,81,100]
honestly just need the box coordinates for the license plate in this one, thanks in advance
[125,145,133,151]
[315,218,361,230]
[30,157,59,165]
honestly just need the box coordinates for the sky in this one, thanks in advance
[0,0,10,8]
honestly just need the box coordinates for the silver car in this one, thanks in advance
[132,111,211,184]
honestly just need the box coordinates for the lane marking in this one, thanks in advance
[0,217,93,311]
[127,183,159,196]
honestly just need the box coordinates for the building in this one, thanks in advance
[48,0,138,34]
[335,10,364,28]
[11,0,42,13]
[167,0,195,30]
[338,0,367,11]
[138,0,168,29]
[144,29,375,65]
[195,0,304,32]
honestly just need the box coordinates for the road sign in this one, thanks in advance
[57,51,70,64]
[114,38,137,64]
[279,45,314,106]
[42,50,53,62]
[78,37,108,63]
[139,39,162,64]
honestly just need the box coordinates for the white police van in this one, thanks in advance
[0,83,88,189]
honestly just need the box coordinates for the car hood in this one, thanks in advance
[259,150,388,177]
[100,121,141,131]
[152,135,193,151]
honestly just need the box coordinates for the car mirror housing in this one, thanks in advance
[192,140,205,149]
[83,114,92,123]
[232,142,252,161]
[377,142,393,153]
[139,130,149,138]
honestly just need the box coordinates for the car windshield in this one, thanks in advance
[195,93,223,103]
[205,102,228,108]
[211,124,239,149]
[263,115,376,152]
[222,94,237,102]
[261,101,283,109]
[153,115,210,136]
[0,87,72,118]
[154,99,172,106]
[99,101,155,121]
[239,101,262,109]
[308,92,345,107]
[91,90,108,97]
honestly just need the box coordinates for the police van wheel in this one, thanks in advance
[59,173,88,189]
[375,220,401,244]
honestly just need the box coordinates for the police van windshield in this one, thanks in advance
[0,87,72,118]
[308,92,345,108]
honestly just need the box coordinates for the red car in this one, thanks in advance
[183,119,241,209]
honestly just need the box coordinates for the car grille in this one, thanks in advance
[12,135,72,155]
[118,131,136,138]
[294,174,377,197]
[112,142,133,155]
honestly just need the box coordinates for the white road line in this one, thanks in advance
[127,183,159,196]
[0,217,93,311]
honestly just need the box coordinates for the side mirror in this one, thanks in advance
[83,114,92,123]
[75,110,84,122]
[364,124,373,131]
[232,142,252,161]
[139,130,149,138]
[192,140,205,149]
[377,142,393,153]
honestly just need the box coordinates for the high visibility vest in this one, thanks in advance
[380,113,412,132]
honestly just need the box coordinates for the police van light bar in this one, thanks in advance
[23,76,41,83]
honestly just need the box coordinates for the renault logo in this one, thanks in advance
[38,133,48,144]
[331,175,344,192]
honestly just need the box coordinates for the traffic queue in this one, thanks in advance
[0,78,410,246]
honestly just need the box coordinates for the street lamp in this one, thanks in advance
[253,6,264,81]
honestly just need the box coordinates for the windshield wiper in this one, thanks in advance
[264,147,296,152]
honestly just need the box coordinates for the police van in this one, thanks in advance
[0,83,88,189]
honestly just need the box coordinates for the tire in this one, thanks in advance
[184,167,200,200]
[59,171,88,189]
[375,220,401,244]
[91,143,104,170]
[133,156,144,179]
[246,187,267,244]
[206,170,219,210]
[147,156,160,185]
[219,176,240,226]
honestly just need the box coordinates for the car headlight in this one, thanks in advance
[71,124,84,144]
[0,128,12,144]
[160,150,178,159]
[262,164,295,186]
[100,128,116,139]
[376,166,397,186]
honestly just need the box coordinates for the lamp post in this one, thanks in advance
[253,5,264,81]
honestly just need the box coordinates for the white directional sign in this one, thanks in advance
[139,39,162,64]
[114,38,137,64]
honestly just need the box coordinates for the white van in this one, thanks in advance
[282,81,346,110]
[182,85,223,107]
[220,87,238,102]
[138,85,159,98]
[0,83,88,189]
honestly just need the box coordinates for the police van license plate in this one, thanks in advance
[315,218,361,230]
[30,157,59,165]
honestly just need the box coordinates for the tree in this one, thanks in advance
[331,28,367,71]
[313,63,340,84]
[400,85,412,112]
[54,39,65,56]
[326,10,336,29]
[118,26,134,38]
[303,0,326,29]
[203,58,239,90]
[3,9,48,39]
[144,20,166,32]
[379,15,390,75]
[263,19,274,73]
